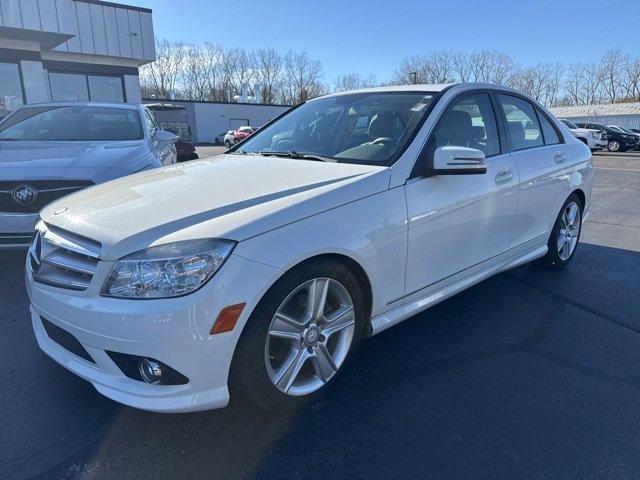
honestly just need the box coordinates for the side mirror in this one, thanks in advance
[156,130,178,144]
[433,146,487,175]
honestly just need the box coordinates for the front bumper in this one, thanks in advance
[0,213,38,249]
[27,253,282,412]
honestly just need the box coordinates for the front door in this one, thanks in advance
[404,92,519,299]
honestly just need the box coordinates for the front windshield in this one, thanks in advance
[0,106,143,141]
[236,91,436,166]
[562,119,578,129]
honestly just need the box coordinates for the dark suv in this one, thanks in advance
[576,122,639,152]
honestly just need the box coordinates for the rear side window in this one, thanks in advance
[538,110,561,145]
[497,94,543,151]
[430,93,501,158]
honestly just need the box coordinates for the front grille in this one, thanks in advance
[30,224,101,291]
[41,316,94,363]
[0,180,93,214]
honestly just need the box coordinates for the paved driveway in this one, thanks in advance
[0,152,639,480]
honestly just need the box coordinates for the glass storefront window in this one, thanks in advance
[0,62,24,119]
[49,73,89,101]
[88,76,124,102]
[49,73,125,103]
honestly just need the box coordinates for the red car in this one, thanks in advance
[233,126,257,143]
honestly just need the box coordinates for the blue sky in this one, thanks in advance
[127,0,640,81]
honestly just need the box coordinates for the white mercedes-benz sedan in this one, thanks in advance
[26,83,593,413]
[0,102,177,249]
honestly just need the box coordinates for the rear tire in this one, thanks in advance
[535,193,582,269]
[231,258,366,411]
[224,140,232,148]
[607,140,621,152]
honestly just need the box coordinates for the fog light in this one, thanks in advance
[138,358,162,384]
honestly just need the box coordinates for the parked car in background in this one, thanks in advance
[217,131,233,145]
[607,125,640,150]
[26,83,592,413]
[559,119,607,152]
[222,130,236,147]
[0,102,177,249]
[224,126,257,148]
[575,122,640,152]
[145,103,198,161]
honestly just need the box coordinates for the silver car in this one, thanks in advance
[0,102,177,249]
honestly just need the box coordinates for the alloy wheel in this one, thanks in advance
[557,201,581,261]
[264,277,356,396]
[609,141,620,152]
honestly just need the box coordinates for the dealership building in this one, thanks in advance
[0,0,156,117]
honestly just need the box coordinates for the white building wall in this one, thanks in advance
[562,114,640,130]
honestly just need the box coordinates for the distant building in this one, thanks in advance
[550,102,640,129]
[0,0,155,117]
[144,99,291,144]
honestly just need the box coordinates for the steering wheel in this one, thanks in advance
[371,137,393,145]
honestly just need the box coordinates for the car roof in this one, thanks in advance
[16,101,139,110]
[316,82,531,100]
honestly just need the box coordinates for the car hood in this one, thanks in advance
[0,140,148,176]
[41,155,390,260]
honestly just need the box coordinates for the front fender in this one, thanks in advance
[234,187,408,317]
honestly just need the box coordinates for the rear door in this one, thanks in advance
[496,94,571,248]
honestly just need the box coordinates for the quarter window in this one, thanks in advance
[430,93,501,157]
[144,109,159,138]
[537,109,561,145]
[497,95,543,151]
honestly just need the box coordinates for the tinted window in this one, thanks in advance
[49,73,89,101]
[0,106,143,141]
[88,76,124,102]
[0,62,24,117]
[538,110,561,145]
[238,92,437,166]
[498,95,543,151]
[430,93,500,157]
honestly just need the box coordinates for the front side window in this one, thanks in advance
[49,73,89,101]
[429,93,501,158]
[0,106,143,141]
[0,62,24,118]
[498,94,543,151]
[236,92,437,166]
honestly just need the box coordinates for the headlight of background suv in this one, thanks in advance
[101,239,235,299]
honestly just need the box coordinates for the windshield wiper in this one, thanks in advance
[259,150,335,162]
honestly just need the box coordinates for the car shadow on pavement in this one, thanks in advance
[3,243,640,480]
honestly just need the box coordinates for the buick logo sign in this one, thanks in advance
[12,185,38,206]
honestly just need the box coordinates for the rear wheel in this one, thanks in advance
[607,140,621,152]
[224,140,232,148]
[536,194,582,268]
[231,258,366,411]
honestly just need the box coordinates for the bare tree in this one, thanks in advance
[510,63,564,106]
[596,49,629,103]
[282,50,324,104]
[140,39,185,98]
[624,57,640,102]
[333,73,378,92]
[252,49,283,104]
[393,51,456,85]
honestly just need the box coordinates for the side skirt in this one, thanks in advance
[368,243,548,337]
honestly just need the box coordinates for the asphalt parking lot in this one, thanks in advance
[1,151,639,480]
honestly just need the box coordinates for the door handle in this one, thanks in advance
[494,168,513,184]
[554,151,566,163]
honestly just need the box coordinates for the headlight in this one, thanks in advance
[101,239,235,299]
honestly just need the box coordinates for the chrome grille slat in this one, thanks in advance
[30,224,101,292]
[42,250,96,276]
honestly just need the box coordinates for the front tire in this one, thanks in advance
[224,140,232,148]
[536,194,582,268]
[607,140,621,152]
[231,258,366,411]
